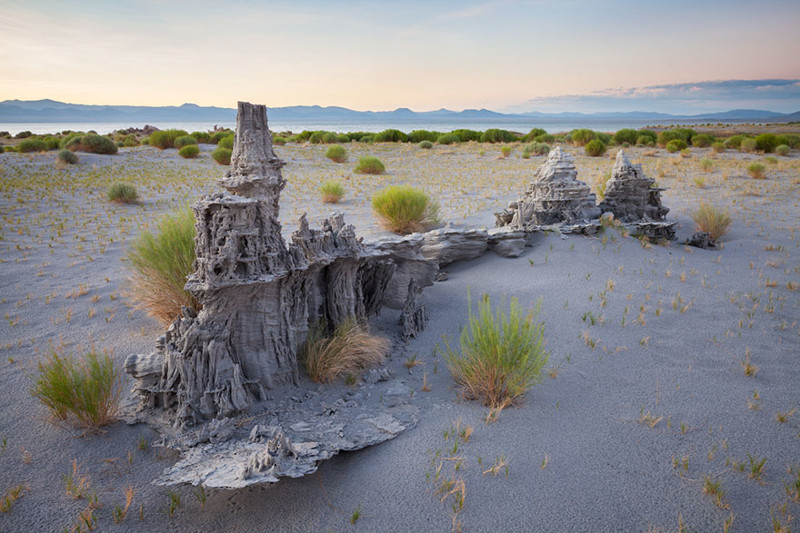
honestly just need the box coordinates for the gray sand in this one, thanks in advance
[0,143,798,532]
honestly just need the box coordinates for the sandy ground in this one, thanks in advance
[0,141,799,532]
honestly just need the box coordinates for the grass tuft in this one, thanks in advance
[107,183,139,204]
[319,179,345,203]
[371,185,440,234]
[125,208,198,325]
[302,320,389,383]
[691,203,731,242]
[444,290,548,409]
[325,144,348,163]
[354,155,385,175]
[30,351,120,430]
[211,147,232,165]
[746,162,766,179]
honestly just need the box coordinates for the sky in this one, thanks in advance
[1,0,799,114]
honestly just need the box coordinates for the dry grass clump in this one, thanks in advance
[444,291,548,409]
[30,351,120,430]
[126,208,198,325]
[691,202,732,242]
[107,183,139,204]
[302,320,389,383]
[320,179,345,203]
[746,162,766,179]
[372,185,440,234]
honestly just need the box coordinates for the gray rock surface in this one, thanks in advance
[487,227,527,257]
[421,225,489,266]
[496,147,601,230]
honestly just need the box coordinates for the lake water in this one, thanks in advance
[0,117,756,137]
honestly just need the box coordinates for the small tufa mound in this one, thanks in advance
[598,150,669,222]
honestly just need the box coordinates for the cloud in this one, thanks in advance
[504,79,800,114]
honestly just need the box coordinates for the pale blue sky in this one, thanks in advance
[2,0,799,112]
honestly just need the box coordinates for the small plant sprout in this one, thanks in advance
[702,476,728,509]
[741,348,758,377]
[112,486,135,524]
[784,466,800,503]
[64,459,90,499]
[748,453,767,481]
[421,372,431,392]
[638,407,663,429]
[776,408,796,423]
[167,489,181,518]
[138,436,149,451]
[195,485,208,508]
[540,454,549,470]
[350,504,361,524]
[404,353,422,370]
[0,485,25,513]
[483,455,509,477]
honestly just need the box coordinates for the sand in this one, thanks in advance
[0,141,798,532]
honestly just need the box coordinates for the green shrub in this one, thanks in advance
[437,133,460,145]
[41,136,61,150]
[174,135,198,149]
[325,144,348,163]
[522,128,547,142]
[569,129,595,146]
[126,208,198,325]
[272,136,287,145]
[636,130,658,144]
[122,134,139,147]
[210,131,230,144]
[451,129,481,142]
[724,135,746,149]
[775,144,790,156]
[374,129,408,143]
[521,148,531,159]
[211,147,232,165]
[534,133,555,143]
[775,134,800,149]
[419,140,433,149]
[371,185,439,234]
[739,138,757,153]
[107,183,138,203]
[754,133,778,153]
[481,129,517,143]
[636,135,651,146]
[359,135,375,144]
[500,146,513,158]
[80,134,118,154]
[666,139,688,153]
[746,162,766,179]
[308,131,335,144]
[334,134,349,143]
[585,139,607,157]
[691,133,714,148]
[711,141,725,153]
[320,179,345,203]
[613,129,639,145]
[61,133,84,150]
[149,129,189,150]
[764,156,778,164]
[217,133,235,150]
[354,156,385,174]
[141,137,150,145]
[190,131,211,143]
[14,130,32,139]
[346,132,371,142]
[444,291,547,409]
[17,139,48,153]
[408,130,439,143]
[178,145,200,158]
[657,128,695,147]
[57,149,78,164]
[4,145,17,152]
[526,141,550,155]
[302,320,389,384]
[691,203,731,242]
[699,158,713,172]
[30,351,120,429]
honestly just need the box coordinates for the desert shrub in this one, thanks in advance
[691,203,731,241]
[666,139,688,153]
[320,180,345,203]
[500,146,513,158]
[754,133,778,153]
[308,131,334,144]
[636,130,658,144]
[711,141,725,153]
[680,148,692,158]
[526,141,550,155]
[190,131,211,143]
[79,134,118,154]
[699,158,713,172]
[209,131,229,144]
[374,129,408,143]
[481,129,517,143]
[126,208,198,325]
[657,128,695,147]
[437,133,460,145]
[614,129,639,145]
[585,139,607,157]
[691,133,714,148]
[141,137,150,145]
[211,147,232,165]
[354,155,385,174]
[173,135,197,149]
[30,351,120,429]
[765,156,778,164]
[775,144,790,156]
[302,320,389,383]
[41,136,61,150]
[17,139,48,153]
[408,130,438,143]
[372,185,440,234]
[521,147,531,159]
[444,291,547,409]
[739,138,757,153]
[122,134,139,147]
[272,136,287,145]
[522,128,546,142]
[534,133,555,143]
[359,135,375,144]
[178,145,200,159]
[746,162,766,179]
[724,135,746,149]
[419,140,433,149]
[14,130,32,139]
[596,132,612,144]
[569,129,595,146]
[451,129,481,142]
[61,133,84,150]
[325,144,348,163]
[149,129,189,150]
[57,149,78,164]
[346,132,371,141]
[107,182,138,204]
[4,146,16,152]
[595,171,612,200]
[775,134,800,149]
[217,134,235,150]
[334,134,349,143]
[636,135,651,146]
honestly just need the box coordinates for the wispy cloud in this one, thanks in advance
[397,0,515,36]
[504,80,800,114]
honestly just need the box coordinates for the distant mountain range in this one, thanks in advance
[2,99,799,124]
